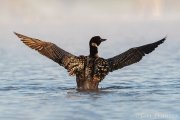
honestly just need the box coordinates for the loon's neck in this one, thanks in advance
[89,46,98,58]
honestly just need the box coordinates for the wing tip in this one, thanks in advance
[156,36,167,46]
[14,32,23,38]
[137,36,167,54]
[160,35,167,43]
[14,32,18,35]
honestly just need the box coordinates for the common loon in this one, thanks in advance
[15,33,166,90]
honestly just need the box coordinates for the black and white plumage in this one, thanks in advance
[15,32,166,90]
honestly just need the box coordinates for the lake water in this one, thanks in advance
[0,38,180,120]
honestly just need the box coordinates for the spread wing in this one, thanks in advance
[107,37,166,72]
[14,32,83,75]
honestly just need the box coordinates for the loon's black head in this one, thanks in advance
[89,36,106,47]
[89,36,106,57]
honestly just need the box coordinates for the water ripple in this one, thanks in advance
[0,45,180,120]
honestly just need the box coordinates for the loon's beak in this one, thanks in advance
[101,39,107,42]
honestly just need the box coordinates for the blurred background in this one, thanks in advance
[0,0,179,57]
[0,1,180,120]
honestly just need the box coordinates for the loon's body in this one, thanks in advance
[74,56,109,90]
[15,33,166,90]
